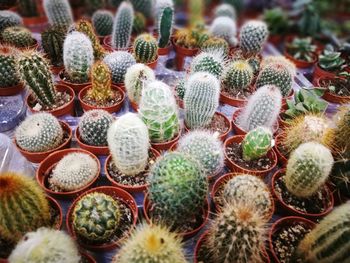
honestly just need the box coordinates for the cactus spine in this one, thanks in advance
[103,51,136,83]
[190,50,225,78]
[0,11,23,32]
[242,127,273,161]
[0,45,20,88]
[333,107,350,158]
[92,10,114,36]
[158,7,173,48]
[41,26,66,67]
[133,33,158,63]
[43,0,73,28]
[112,1,134,49]
[201,37,229,57]
[239,20,269,55]
[222,59,254,93]
[87,61,113,103]
[209,16,237,46]
[1,26,35,48]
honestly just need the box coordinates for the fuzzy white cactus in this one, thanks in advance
[214,3,236,19]
[261,56,296,77]
[209,16,237,46]
[239,20,269,55]
[103,51,136,84]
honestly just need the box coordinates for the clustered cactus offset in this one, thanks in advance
[92,10,114,36]
[242,126,273,161]
[0,45,20,88]
[133,33,158,63]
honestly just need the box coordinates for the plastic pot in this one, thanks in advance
[75,128,110,156]
[145,56,158,69]
[274,133,288,167]
[58,70,91,94]
[103,35,133,52]
[172,39,198,71]
[47,195,63,230]
[0,83,24,96]
[313,63,337,83]
[158,44,171,56]
[316,77,350,104]
[219,89,250,107]
[151,131,181,151]
[284,50,318,68]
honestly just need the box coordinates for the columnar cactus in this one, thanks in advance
[112,1,134,49]
[158,7,173,48]
[41,26,66,67]
[0,172,50,242]
[92,10,114,36]
[201,37,229,57]
[154,0,174,24]
[148,152,208,228]
[0,45,20,88]
[242,126,273,161]
[8,228,81,263]
[177,130,224,176]
[285,142,334,198]
[131,0,152,18]
[209,16,237,46]
[190,50,226,78]
[333,107,350,158]
[43,0,73,28]
[133,33,158,63]
[115,224,187,263]
[132,12,146,35]
[15,113,63,152]
[18,0,38,17]
[63,32,94,83]
[1,26,35,48]
[222,59,254,93]
[237,85,282,132]
[107,113,150,176]
[0,10,23,32]
[103,51,136,83]
[184,72,220,129]
[139,81,180,143]
[78,109,114,146]
[239,20,269,55]
[296,203,350,263]
[214,3,236,19]
[125,63,155,105]
[72,192,121,242]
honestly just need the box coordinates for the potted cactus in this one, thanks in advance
[43,0,73,29]
[316,71,350,104]
[12,0,47,29]
[189,50,226,79]
[1,26,38,50]
[284,37,318,68]
[209,16,238,48]
[157,6,174,55]
[92,10,114,43]
[201,37,230,57]
[133,33,159,69]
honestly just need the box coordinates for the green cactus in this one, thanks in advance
[73,192,121,242]
[130,0,152,18]
[148,152,208,229]
[0,10,23,33]
[0,45,20,88]
[285,142,334,198]
[18,0,38,17]
[239,20,269,56]
[222,59,254,93]
[112,1,134,49]
[78,109,114,146]
[190,50,225,78]
[139,81,180,143]
[214,3,236,19]
[41,26,66,67]
[332,107,350,158]
[43,0,73,28]
[1,26,35,48]
[330,159,350,198]
[103,51,136,84]
[92,10,114,36]
[132,12,146,35]
[133,33,158,64]
[261,55,296,77]
[201,37,230,57]
[209,16,237,46]
[175,79,186,100]
[154,0,174,25]
[158,7,173,48]
[242,127,273,161]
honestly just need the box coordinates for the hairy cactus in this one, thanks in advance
[107,113,149,176]
[1,26,35,48]
[223,174,273,220]
[242,126,273,161]
[72,192,120,242]
[18,0,38,17]
[125,63,155,105]
[133,33,158,63]
[285,142,334,198]
[296,203,350,263]
[214,3,236,19]
[332,107,350,158]
[239,20,269,55]
[63,32,94,83]
[190,50,226,78]
[15,113,63,152]
[0,45,20,88]
[237,85,282,132]
[174,26,209,49]
[112,1,134,49]
[43,0,73,27]
[184,72,220,129]
[41,26,66,67]
[131,0,152,18]
[0,10,23,33]
[209,16,237,46]
[133,12,146,35]
[79,109,114,146]
[201,37,229,57]
[158,7,173,48]
[177,130,224,176]
[222,59,254,93]
[103,51,136,83]
[148,152,208,228]
[0,172,50,242]
[139,81,180,143]
[92,10,114,36]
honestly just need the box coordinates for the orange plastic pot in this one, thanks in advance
[146,56,158,69]
[103,35,133,52]
[58,70,91,94]
[172,39,198,71]
[316,77,350,104]
[151,131,181,151]
[313,63,337,84]
[284,50,318,68]
[158,44,171,56]
[0,83,24,96]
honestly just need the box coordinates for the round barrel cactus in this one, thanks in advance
[133,33,158,63]
[239,20,269,55]
[103,51,136,84]
[242,126,273,161]
[1,26,35,48]
[190,50,226,78]
[222,59,254,93]
[0,45,20,88]
[0,10,23,32]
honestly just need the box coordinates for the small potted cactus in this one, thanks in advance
[157,6,174,55]
[43,0,73,29]
[189,50,226,79]
[1,26,38,50]
[316,71,350,104]
[284,37,318,68]
[92,10,114,43]
[12,0,47,29]
[14,113,72,163]
[201,37,230,57]
[209,16,238,48]
[133,33,159,69]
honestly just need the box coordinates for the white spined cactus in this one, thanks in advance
[107,113,150,175]
[209,16,237,46]
[154,0,174,24]
[261,56,296,77]
[214,3,236,19]
[43,0,73,27]
[112,1,134,49]
[190,50,226,78]
[239,20,269,55]
[103,51,136,84]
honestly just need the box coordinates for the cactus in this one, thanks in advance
[242,126,273,161]
[41,26,66,67]
[139,81,180,143]
[184,72,220,129]
[174,26,210,49]
[125,63,155,105]
[103,51,136,84]
[132,12,146,35]
[158,7,173,48]
[148,152,208,228]
[154,0,174,25]
[223,174,273,220]
[0,45,20,88]
[43,0,73,28]
[237,85,282,132]
[115,224,187,263]
[177,130,224,176]
[175,79,186,100]
[0,172,50,242]
[130,0,152,18]
[332,107,350,158]
[107,113,150,176]
[1,26,35,48]
[296,203,350,263]
[133,33,158,63]
[86,0,105,14]
[92,10,114,36]
[209,17,238,46]
[78,109,114,146]
[285,142,334,198]
[190,50,226,78]
[222,59,254,93]
[72,192,121,242]
[18,0,38,17]
[15,113,63,152]
[239,20,269,55]
[261,55,296,77]
[112,1,134,49]
[201,37,229,57]
[63,32,94,83]
[0,10,23,33]
[214,3,236,19]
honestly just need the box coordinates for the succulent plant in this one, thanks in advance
[175,79,186,100]
[263,7,289,36]
[107,112,149,176]
[209,17,237,46]
[1,26,35,48]
[18,0,38,17]
[92,10,114,36]
[242,126,273,161]
[222,59,254,93]
[43,0,73,28]
[133,33,158,63]
[63,31,94,83]
[0,10,23,33]
[41,26,66,67]
[190,50,226,78]
[184,72,220,129]
[154,0,174,24]
[158,6,173,48]
[239,20,269,55]
[237,85,282,132]
[174,25,209,49]
[0,172,50,243]
[103,51,136,84]
[0,45,20,88]
[148,152,208,228]
[294,0,321,37]
[286,37,317,62]
[72,192,121,242]
[261,55,296,77]
[132,12,146,35]
[177,130,224,176]
[125,63,155,105]
[130,0,152,18]
[201,37,229,57]
[214,3,236,19]
[112,1,134,49]
[319,45,346,72]
[8,228,81,263]
[332,107,350,158]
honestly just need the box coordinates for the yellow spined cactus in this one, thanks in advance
[87,61,113,103]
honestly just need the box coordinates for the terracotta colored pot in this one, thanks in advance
[313,63,337,84]
[0,259,7,263]
[15,121,72,163]
[97,35,106,44]
[158,44,171,56]
[151,131,181,151]
[81,252,96,263]
[36,148,101,199]
[130,100,138,111]
[66,186,138,251]
[0,83,24,96]
[21,15,47,28]
[219,90,250,107]
[26,84,75,117]
[274,133,288,167]
[269,216,315,263]
[146,56,158,69]
[284,50,317,68]
[103,35,133,52]
[271,169,334,219]
[224,135,278,177]
[51,65,64,75]
[58,70,91,94]
[143,193,209,240]
[269,34,284,45]
[47,195,63,230]
[75,128,109,156]
[316,77,350,104]
[172,39,198,71]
